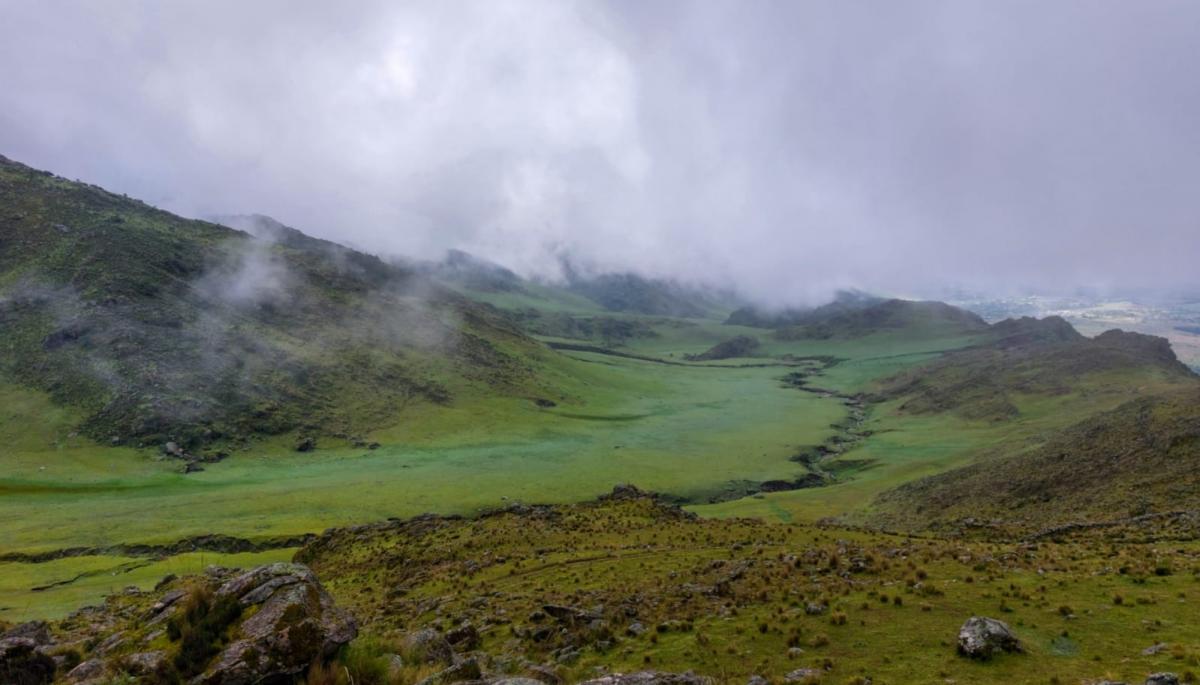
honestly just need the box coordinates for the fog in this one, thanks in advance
[2,1,1199,305]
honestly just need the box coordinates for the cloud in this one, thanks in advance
[2,0,1199,305]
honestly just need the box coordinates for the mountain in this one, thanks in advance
[0,156,555,450]
[873,319,1196,421]
[724,289,882,328]
[774,299,989,341]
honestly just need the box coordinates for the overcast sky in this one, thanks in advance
[2,1,1199,304]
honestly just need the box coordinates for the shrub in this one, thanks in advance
[167,585,244,678]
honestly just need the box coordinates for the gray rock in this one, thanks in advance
[122,650,167,676]
[578,672,713,685]
[956,616,1022,659]
[543,604,600,625]
[1142,643,1169,656]
[490,679,545,685]
[1146,675,1180,685]
[785,669,823,683]
[0,636,57,685]
[747,676,770,685]
[402,628,456,666]
[1,622,51,646]
[804,602,826,616]
[64,659,105,683]
[626,622,647,637]
[418,656,482,685]
[193,563,357,684]
[447,622,482,650]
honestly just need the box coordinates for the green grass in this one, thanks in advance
[295,495,1200,685]
[0,549,295,622]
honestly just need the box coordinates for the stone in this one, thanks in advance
[64,659,105,683]
[1145,675,1180,685]
[525,664,563,684]
[956,616,1022,659]
[0,636,56,685]
[626,622,647,637]
[784,669,823,683]
[1142,643,1169,656]
[417,656,482,685]
[747,676,770,685]
[1,622,51,646]
[193,563,357,684]
[804,602,826,616]
[402,628,456,666]
[447,622,482,650]
[578,672,713,685]
[543,604,599,625]
[122,650,167,676]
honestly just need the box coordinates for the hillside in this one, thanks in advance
[773,299,989,341]
[873,384,1200,537]
[0,156,555,451]
[873,317,1196,421]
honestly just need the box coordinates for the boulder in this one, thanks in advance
[1146,675,1180,685]
[1,621,51,646]
[193,563,357,684]
[122,650,167,676]
[784,669,823,683]
[578,673,713,685]
[956,616,1022,659]
[417,656,482,685]
[0,637,56,685]
[543,604,600,625]
[64,659,105,683]
[446,622,481,650]
[402,628,456,666]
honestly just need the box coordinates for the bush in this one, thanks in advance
[166,586,244,678]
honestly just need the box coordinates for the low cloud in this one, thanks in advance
[2,1,1199,306]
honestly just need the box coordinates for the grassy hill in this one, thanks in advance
[873,317,1196,421]
[872,384,1200,537]
[0,156,556,451]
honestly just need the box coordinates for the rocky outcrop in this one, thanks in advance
[956,616,1022,659]
[191,563,358,684]
[0,636,56,685]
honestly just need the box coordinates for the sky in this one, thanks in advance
[2,1,1199,305]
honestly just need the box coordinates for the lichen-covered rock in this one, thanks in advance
[578,672,713,685]
[956,616,1022,659]
[0,636,56,685]
[1,621,51,646]
[192,563,357,684]
[417,656,482,685]
[402,628,456,666]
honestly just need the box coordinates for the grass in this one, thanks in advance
[295,495,1200,685]
[0,549,294,622]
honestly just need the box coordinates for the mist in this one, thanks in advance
[2,1,1199,306]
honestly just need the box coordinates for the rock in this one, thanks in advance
[122,650,167,676]
[447,622,481,650]
[554,647,581,664]
[1,622,51,646]
[626,622,647,637]
[784,669,823,683]
[0,637,56,685]
[804,602,826,616]
[418,656,482,685]
[193,562,357,684]
[295,436,316,452]
[163,441,186,458]
[402,628,456,666]
[578,672,713,685]
[492,679,546,685]
[1142,643,1169,656]
[956,616,1022,659]
[786,647,805,659]
[525,664,563,684]
[64,659,104,683]
[543,604,599,625]
[747,676,770,685]
[1146,675,1180,685]
[91,631,125,657]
